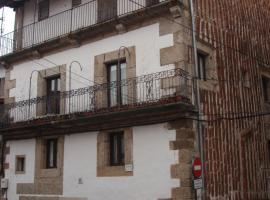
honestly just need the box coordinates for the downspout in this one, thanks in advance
[188,0,205,198]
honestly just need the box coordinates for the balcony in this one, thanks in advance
[0,68,195,140]
[0,0,173,61]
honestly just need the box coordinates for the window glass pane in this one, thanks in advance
[46,139,57,168]
[109,64,117,106]
[51,80,55,91]
[197,53,206,80]
[110,65,117,82]
[110,132,124,166]
[120,63,127,80]
[57,78,61,91]
[120,63,128,105]
[49,140,54,167]
[113,135,118,164]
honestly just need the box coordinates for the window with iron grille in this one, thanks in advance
[38,0,49,21]
[107,61,127,107]
[72,0,81,7]
[45,138,58,169]
[109,132,125,166]
[46,76,60,114]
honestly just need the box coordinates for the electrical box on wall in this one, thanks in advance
[0,178,8,189]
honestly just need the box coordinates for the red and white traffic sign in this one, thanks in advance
[193,157,202,178]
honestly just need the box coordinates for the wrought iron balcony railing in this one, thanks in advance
[0,68,191,128]
[0,0,170,57]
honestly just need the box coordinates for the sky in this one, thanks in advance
[0,7,15,35]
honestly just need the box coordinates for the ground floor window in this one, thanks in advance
[109,131,125,166]
[97,128,133,177]
[45,138,58,169]
[15,155,25,174]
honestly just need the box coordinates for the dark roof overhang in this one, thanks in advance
[0,0,25,9]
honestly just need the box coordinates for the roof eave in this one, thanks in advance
[0,0,25,9]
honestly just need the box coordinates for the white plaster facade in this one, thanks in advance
[9,23,175,122]
[2,3,183,200]
[5,123,179,200]
[12,23,173,99]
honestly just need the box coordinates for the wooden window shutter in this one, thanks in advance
[72,0,81,7]
[38,0,49,21]
[97,0,117,22]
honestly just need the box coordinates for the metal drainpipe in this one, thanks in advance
[188,0,205,198]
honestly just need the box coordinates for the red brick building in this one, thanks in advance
[196,0,270,199]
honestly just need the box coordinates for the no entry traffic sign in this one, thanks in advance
[193,157,202,178]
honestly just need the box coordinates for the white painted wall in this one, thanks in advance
[9,23,174,121]
[63,123,179,200]
[5,124,178,200]
[4,139,36,200]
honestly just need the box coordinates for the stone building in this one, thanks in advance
[0,0,269,200]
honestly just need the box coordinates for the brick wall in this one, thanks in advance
[195,0,270,199]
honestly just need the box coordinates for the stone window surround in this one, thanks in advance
[15,155,26,174]
[37,65,66,116]
[94,46,136,84]
[16,136,64,196]
[196,40,219,92]
[36,136,64,174]
[94,46,136,109]
[97,127,133,177]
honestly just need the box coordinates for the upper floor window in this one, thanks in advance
[109,132,125,166]
[45,138,58,169]
[38,0,49,21]
[107,61,127,107]
[197,52,207,80]
[46,76,60,114]
[72,0,81,7]
[262,76,270,103]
